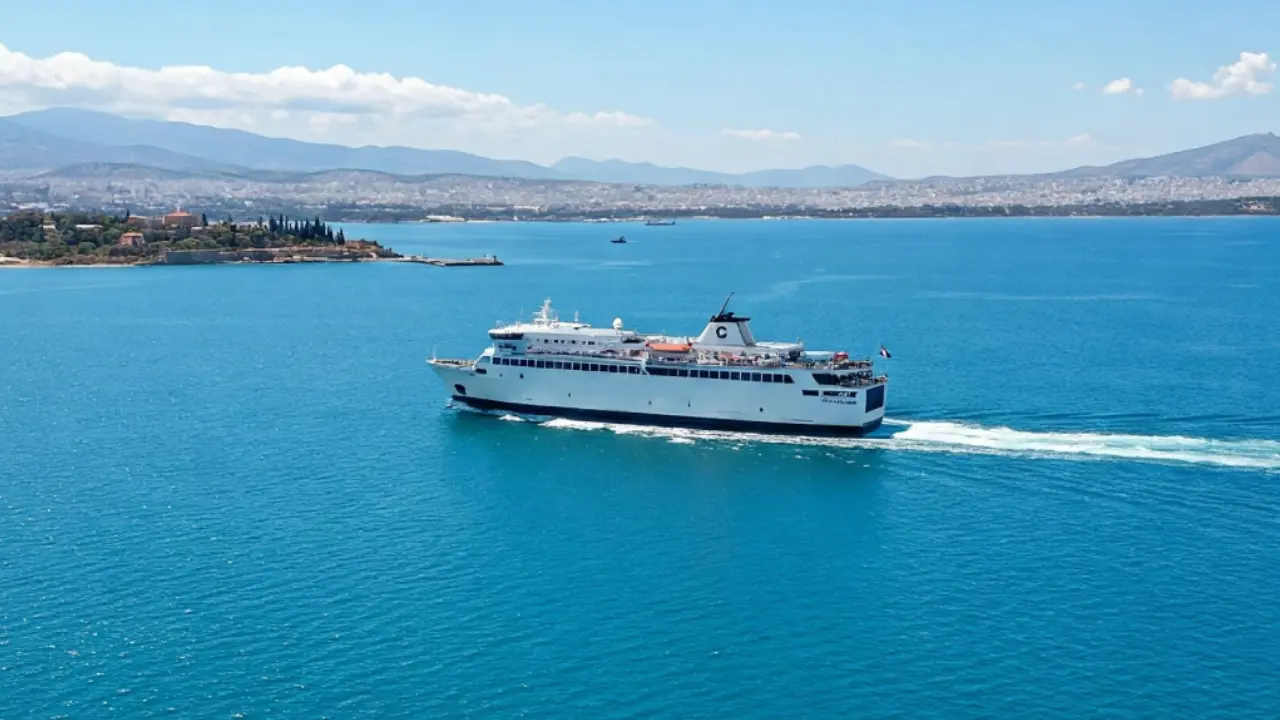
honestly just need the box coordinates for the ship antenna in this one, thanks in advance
[715,292,734,319]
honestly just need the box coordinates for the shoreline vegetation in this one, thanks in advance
[0,210,400,267]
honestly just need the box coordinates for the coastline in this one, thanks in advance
[0,256,406,269]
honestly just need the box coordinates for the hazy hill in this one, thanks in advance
[7,108,1277,185]
[1055,133,1280,178]
[552,157,889,187]
[6,108,568,180]
[0,118,233,172]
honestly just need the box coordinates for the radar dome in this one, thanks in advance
[612,317,624,331]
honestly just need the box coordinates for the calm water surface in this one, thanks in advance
[2,218,1278,718]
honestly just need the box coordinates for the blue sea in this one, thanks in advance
[2,217,1278,718]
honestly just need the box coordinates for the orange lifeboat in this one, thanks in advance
[648,342,693,353]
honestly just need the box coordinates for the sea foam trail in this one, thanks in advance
[538,417,1280,471]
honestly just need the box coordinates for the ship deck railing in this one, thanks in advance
[516,348,876,372]
[429,358,474,367]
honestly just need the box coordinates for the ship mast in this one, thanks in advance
[715,292,734,319]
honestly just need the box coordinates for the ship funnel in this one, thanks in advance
[696,310,756,346]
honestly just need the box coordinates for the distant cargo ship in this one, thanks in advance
[645,219,676,226]
[428,296,888,435]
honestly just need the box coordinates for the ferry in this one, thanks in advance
[645,219,676,226]
[428,296,887,435]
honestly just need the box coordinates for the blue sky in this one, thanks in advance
[2,0,1278,177]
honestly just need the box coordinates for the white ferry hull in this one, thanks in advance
[430,361,885,436]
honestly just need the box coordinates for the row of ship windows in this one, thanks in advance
[487,356,796,384]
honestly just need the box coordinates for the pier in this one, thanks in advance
[402,255,503,267]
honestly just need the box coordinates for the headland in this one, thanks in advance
[0,210,400,267]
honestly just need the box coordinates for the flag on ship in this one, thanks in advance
[879,345,892,359]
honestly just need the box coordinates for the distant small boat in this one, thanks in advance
[645,219,676,226]
[611,236,628,244]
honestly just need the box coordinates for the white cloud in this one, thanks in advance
[890,138,930,149]
[982,139,1032,151]
[1102,78,1142,95]
[721,128,802,142]
[1073,82,1086,91]
[0,41,652,133]
[1170,51,1276,100]
[1064,133,1095,148]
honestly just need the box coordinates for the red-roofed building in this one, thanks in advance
[119,232,145,247]
[163,209,198,229]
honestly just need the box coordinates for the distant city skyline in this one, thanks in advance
[1,0,1278,177]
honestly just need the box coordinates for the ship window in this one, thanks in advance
[608,365,618,373]
[763,374,773,383]
[536,360,546,369]
[630,367,639,374]
[730,372,740,380]
[572,362,581,371]
[474,368,487,375]
[589,363,599,372]
[784,375,794,384]
[717,371,727,380]
[802,389,818,397]
[677,369,688,378]
[749,372,760,382]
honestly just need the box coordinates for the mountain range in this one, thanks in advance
[2,108,1279,186]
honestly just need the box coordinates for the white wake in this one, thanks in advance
[537,417,1280,471]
